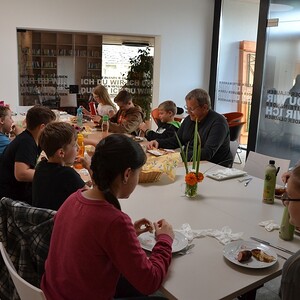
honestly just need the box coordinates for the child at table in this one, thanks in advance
[0,106,22,155]
[41,134,174,299]
[32,122,91,211]
[280,165,300,299]
[0,105,56,204]
[81,84,117,120]
[139,100,181,141]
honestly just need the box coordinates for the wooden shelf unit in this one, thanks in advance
[19,30,102,106]
[27,30,102,79]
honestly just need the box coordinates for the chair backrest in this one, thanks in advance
[151,108,159,125]
[0,242,46,300]
[223,112,243,124]
[243,151,291,185]
[229,121,246,142]
[230,141,239,163]
[151,107,183,124]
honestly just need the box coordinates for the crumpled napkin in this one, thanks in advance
[178,223,243,245]
[259,220,280,232]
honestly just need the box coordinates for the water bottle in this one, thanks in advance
[101,115,109,137]
[262,160,276,204]
[76,107,83,127]
[279,206,295,241]
[74,133,85,169]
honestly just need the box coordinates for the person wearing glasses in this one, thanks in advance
[41,134,174,299]
[280,164,300,300]
[147,88,232,167]
[81,84,117,122]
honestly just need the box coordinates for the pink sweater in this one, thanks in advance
[41,190,172,300]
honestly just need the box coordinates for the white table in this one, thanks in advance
[121,162,300,300]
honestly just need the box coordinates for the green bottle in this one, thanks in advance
[263,160,276,204]
[279,206,295,241]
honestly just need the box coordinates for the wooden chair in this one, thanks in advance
[243,151,291,185]
[223,112,243,124]
[0,242,46,300]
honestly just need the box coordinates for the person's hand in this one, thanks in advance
[154,219,174,240]
[282,171,291,184]
[10,124,23,136]
[147,140,159,150]
[83,137,98,147]
[80,106,91,116]
[80,155,91,170]
[92,115,101,124]
[134,218,154,236]
[139,122,148,132]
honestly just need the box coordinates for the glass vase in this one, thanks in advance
[185,183,198,198]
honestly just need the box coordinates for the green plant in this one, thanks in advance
[125,47,153,120]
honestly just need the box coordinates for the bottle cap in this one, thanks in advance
[103,115,109,121]
[269,160,275,165]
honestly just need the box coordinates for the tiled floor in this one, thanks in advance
[232,148,281,300]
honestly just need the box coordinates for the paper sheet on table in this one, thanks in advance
[142,152,181,180]
[178,223,243,245]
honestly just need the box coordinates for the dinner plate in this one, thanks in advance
[223,240,278,269]
[206,168,247,181]
[138,231,188,253]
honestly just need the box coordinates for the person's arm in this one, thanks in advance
[187,119,229,161]
[14,162,35,182]
[108,109,143,134]
[81,106,91,116]
[145,123,179,141]
[105,214,173,295]
[155,118,188,149]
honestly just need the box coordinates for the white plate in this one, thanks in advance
[223,240,278,269]
[138,231,188,253]
[206,168,247,181]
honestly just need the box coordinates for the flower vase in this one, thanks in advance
[185,183,198,198]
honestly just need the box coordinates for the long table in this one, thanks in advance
[121,162,300,300]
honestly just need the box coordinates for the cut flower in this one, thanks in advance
[176,118,203,185]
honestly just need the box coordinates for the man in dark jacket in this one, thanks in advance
[147,88,233,167]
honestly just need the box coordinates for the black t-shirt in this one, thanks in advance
[32,160,85,210]
[0,130,41,204]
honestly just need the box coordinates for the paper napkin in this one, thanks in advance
[178,223,243,245]
[259,220,280,232]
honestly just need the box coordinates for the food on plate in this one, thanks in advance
[237,250,252,262]
[251,249,276,263]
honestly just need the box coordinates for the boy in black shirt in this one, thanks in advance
[32,122,91,210]
[0,105,56,204]
[139,100,181,141]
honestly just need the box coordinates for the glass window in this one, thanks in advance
[256,0,300,166]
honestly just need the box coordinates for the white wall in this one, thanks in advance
[0,0,214,111]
